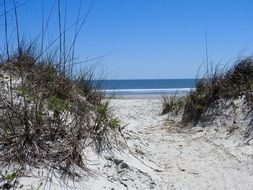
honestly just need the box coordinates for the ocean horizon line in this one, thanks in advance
[100,88,195,92]
[94,79,196,96]
[93,78,198,81]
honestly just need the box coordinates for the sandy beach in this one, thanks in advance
[2,97,252,190]
[86,97,253,190]
[1,1,253,189]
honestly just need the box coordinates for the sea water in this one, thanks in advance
[94,79,196,97]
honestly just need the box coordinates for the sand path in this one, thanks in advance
[91,98,253,190]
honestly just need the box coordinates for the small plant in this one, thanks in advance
[161,93,186,115]
[0,171,18,189]
[4,171,17,182]
[109,118,121,129]
[48,95,69,111]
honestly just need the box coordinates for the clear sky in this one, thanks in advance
[1,0,253,79]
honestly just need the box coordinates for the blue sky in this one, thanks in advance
[1,0,253,79]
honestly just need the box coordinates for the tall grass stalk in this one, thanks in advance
[3,0,9,59]
[13,0,21,54]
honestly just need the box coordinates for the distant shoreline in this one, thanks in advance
[105,93,189,100]
[94,79,196,92]
[101,87,193,98]
[107,95,163,99]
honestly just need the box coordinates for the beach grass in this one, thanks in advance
[0,45,122,186]
[161,93,186,115]
[0,1,122,188]
[181,57,253,133]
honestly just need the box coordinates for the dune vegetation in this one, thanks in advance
[182,58,253,124]
[0,1,123,189]
[162,57,253,140]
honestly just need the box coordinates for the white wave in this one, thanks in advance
[100,88,195,93]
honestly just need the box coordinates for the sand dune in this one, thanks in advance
[11,98,253,189]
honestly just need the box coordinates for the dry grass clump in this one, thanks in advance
[0,48,121,183]
[161,93,186,115]
[182,57,253,126]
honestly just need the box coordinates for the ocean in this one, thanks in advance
[94,79,196,97]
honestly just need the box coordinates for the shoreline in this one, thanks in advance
[105,93,189,100]
[108,95,163,99]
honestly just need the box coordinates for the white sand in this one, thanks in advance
[8,98,253,189]
[87,98,253,190]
